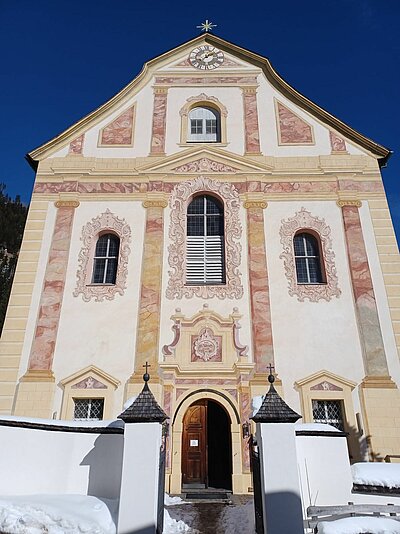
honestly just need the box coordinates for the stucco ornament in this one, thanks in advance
[73,209,131,302]
[171,158,238,173]
[166,176,243,299]
[192,327,221,362]
[279,208,341,302]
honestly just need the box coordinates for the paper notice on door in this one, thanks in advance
[190,439,199,447]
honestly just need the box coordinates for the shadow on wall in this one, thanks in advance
[347,423,381,463]
[81,430,124,499]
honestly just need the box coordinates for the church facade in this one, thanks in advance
[1,33,399,494]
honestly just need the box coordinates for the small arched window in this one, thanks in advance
[186,195,225,285]
[92,233,120,284]
[293,232,324,284]
[188,106,220,142]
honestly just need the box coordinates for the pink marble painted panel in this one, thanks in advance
[338,180,384,193]
[28,207,75,371]
[247,207,274,372]
[277,101,313,144]
[78,182,142,194]
[69,134,84,155]
[226,389,238,401]
[175,378,237,385]
[150,92,168,154]
[176,388,187,400]
[154,76,258,85]
[341,205,388,376]
[100,107,134,145]
[263,181,337,194]
[240,390,251,469]
[34,182,78,194]
[243,92,261,153]
[329,131,346,152]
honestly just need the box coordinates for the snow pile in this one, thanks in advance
[0,494,117,534]
[252,396,264,416]
[219,500,255,534]
[295,422,341,433]
[352,462,400,488]
[0,415,124,429]
[165,493,186,506]
[163,508,195,533]
[318,516,400,533]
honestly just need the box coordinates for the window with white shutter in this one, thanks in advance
[186,195,225,285]
[187,107,220,142]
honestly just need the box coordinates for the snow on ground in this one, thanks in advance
[165,494,186,506]
[0,495,117,534]
[317,516,400,533]
[218,500,255,534]
[352,462,400,488]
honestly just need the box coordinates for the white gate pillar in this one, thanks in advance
[117,366,168,534]
[252,371,304,534]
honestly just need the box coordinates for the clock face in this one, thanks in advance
[189,45,224,70]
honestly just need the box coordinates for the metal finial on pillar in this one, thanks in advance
[143,362,150,384]
[267,363,275,384]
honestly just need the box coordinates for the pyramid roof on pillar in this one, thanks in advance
[118,381,168,423]
[252,383,301,424]
[27,33,391,167]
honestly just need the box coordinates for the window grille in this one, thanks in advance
[188,107,220,142]
[186,195,225,285]
[312,399,344,431]
[92,233,120,284]
[73,398,104,421]
[293,232,323,284]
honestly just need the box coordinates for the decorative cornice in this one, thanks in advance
[54,200,80,208]
[242,86,258,94]
[361,375,397,389]
[143,200,168,208]
[20,370,55,382]
[243,201,267,209]
[337,200,362,208]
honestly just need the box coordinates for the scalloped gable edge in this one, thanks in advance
[26,33,392,168]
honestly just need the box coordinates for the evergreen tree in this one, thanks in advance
[0,184,28,335]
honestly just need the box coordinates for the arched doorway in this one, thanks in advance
[181,399,232,490]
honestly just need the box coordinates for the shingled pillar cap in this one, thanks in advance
[251,367,301,424]
[118,364,168,423]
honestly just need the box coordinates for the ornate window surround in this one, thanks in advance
[179,93,228,145]
[166,176,243,299]
[73,209,131,302]
[279,208,341,302]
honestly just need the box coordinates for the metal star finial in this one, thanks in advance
[197,19,217,33]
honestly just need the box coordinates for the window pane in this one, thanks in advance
[108,236,120,257]
[207,215,224,236]
[190,119,203,135]
[187,216,204,236]
[89,399,104,420]
[305,234,319,256]
[206,196,223,215]
[312,400,344,431]
[188,196,205,215]
[205,119,217,134]
[293,234,305,256]
[92,258,106,283]
[95,235,109,257]
[307,257,323,283]
[295,258,308,283]
[105,258,118,283]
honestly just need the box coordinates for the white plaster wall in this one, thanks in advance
[164,86,245,156]
[265,200,366,412]
[52,201,146,416]
[360,202,400,385]
[0,424,123,498]
[18,202,57,378]
[159,203,253,363]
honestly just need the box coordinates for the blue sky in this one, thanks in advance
[1,0,399,242]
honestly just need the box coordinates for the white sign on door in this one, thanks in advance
[190,439,199,447]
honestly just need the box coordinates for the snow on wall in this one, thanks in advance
[0,421,123,499]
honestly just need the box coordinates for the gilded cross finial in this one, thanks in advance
[197,19,217,33]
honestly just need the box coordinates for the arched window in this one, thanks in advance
[293,232,324,284]
[186,195,225,285]
[92,233,120,284]
[188,107,220,142]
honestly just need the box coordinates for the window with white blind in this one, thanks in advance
[293,232,324,284]
[188,107,220,142]
[73,398,104,421]
[186,195,225,285]
[91,233,120,284]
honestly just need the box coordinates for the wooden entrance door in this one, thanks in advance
[182,400,207,485]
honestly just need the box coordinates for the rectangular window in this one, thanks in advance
[186,236,225,285]
[73,398,104,421]
[312,399,344,431]
[190,119,203,135]
[205,119,217,134]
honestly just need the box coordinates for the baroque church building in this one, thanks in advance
[1,33,399,494]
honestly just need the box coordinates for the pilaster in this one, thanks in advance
[242,87,261,155]
[150,87,168,156]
